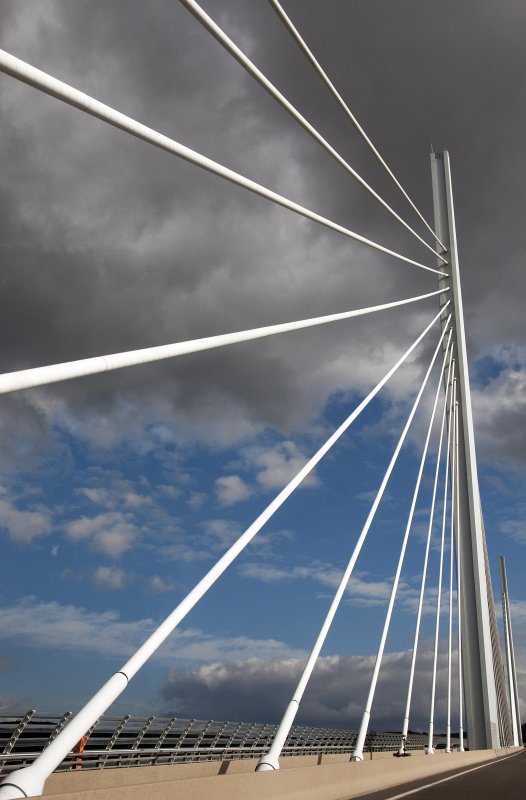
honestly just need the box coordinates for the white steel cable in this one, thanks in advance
[350,333,453,762]
[257,317,452,772]
[0,304,449,800]
[398,352,455,754]
[267,0,447,252]
[178,0,447,265]
[426,376,456,755]
[0,289,445,395]
[350,334,452,762]
[455,400,465,751]
[0,49,446,277]
[445,380,458,753]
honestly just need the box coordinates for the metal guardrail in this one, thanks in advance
[0,712,461,775]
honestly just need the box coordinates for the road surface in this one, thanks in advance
[355,749,525,800]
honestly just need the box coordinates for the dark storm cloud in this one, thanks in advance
[161,648,456,730]
[0,0,524,468]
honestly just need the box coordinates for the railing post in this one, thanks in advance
[430,151,500,749]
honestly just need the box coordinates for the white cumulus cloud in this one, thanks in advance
[244,441,319,491]
[215,474,252,506]
[64,512,140,557]
[93,566,128,590]
[149,575,176,593]
[0,490,52,543]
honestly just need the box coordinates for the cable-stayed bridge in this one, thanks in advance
[0,2,523,798]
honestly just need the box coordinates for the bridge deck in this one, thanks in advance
[359,748,526,800]
[40,747,521,800]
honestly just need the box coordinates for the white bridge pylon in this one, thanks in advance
[431,152,504,750]
[0,3,519,796]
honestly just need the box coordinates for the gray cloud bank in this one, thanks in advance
[0,0,524,470]
[161,649,457,730]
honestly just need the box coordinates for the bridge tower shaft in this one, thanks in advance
[431,151,500,749]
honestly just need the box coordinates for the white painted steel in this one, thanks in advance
[398,353,454,754]
[0,290,444,395]
[267,0,447,251]
[507,564,523,745]
[445,382,458,753]
[351,333,453,763]
[0,50,445,276]
[0,306,448,800]
[499,556,520,746]
[426,375,456,755]
[255,700,298,771]
[431,151,500,749]
[455,401,465,751]
[258,318,452,771]
[0,674,127,800]
[179,0,447,264]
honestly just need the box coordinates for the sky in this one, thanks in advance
[0,0,525,735]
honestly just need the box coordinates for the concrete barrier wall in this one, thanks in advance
[43,747,522,800]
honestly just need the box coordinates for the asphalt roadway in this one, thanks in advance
[354,749,526,800]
